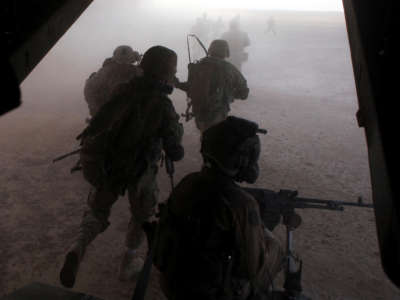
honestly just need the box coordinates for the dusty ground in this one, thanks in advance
[1,7,400,300]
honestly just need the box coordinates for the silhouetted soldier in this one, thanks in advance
[221,16,250,71]
[84,45,142,120]
[153,116,285,300]
[212,16,225,39]
[175,40,249,132]
[265,16,277,36]
[60,46,184,288]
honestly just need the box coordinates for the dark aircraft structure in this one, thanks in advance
[1,0,93,115]
[1,0,398,298]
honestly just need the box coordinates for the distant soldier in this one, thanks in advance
[175,39,249,132]
[153,116,285,300]
[84,45,142,119]
[265,16,277,36]
[221,16,250,71]
[60,46,184,288]
[212,16,225,39]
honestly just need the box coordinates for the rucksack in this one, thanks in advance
[84,61,139,116]
[187,57,227,118]
[78,81,165,194]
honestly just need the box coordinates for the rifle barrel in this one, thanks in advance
[242,187,373,211]
[295,197,373,209]
[294,202,344,211]
[52,149,81,163]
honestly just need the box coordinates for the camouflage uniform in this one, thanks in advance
[221,18,250,71]
[60,46,183,288]
[84,45,142,117]
[154,117,284,300]
[80,79,183,249]
[176,40,249,133]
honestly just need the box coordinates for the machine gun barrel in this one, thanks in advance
[291,195,373,210]
[242,187,373,231]
[242,187,373,299]
[244,187,373,210]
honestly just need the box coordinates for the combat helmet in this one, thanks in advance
[113,45,140,64]
[229,15,240,30]
[201,116,267,183]
[208,39,230,59]
[140,45,177,83]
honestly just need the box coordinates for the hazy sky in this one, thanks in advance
[154,0,344,11]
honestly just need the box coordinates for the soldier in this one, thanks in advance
[221,16,250,71]
[265,16,277,36]
[153,116,285,300]
[212,16,225,39]
[175,39,249,133]
[84,45,142,119]
[60,46,184,288]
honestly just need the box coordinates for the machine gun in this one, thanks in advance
[243,187,372,231]
[243,187,373,300]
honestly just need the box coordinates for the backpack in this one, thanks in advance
[187,58,227,119]
[84,60,139,116]
[78,82,165,194]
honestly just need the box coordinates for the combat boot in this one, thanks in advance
[60,241,86,288]
[59,207,107,288]
[118,249,144,281]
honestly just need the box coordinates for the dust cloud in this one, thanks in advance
[1,1,399,299]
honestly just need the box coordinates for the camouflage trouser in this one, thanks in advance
[195,111,228,133]
[255,229,285,294]
[78,163,159,250]
[225,231,284,300]
[228,232,284,300]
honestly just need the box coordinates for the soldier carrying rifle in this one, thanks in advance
[175,38,249,133]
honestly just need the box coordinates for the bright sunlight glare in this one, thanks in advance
[153,0,344,12]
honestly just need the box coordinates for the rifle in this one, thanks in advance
[179,35,194,122]
[160,153,175,191]
[165,155,175,191]
[243,188,373,231]
[243,187,373,300]
[187,34,209,57]
[180,34,208,123]
[52,149,81,163]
